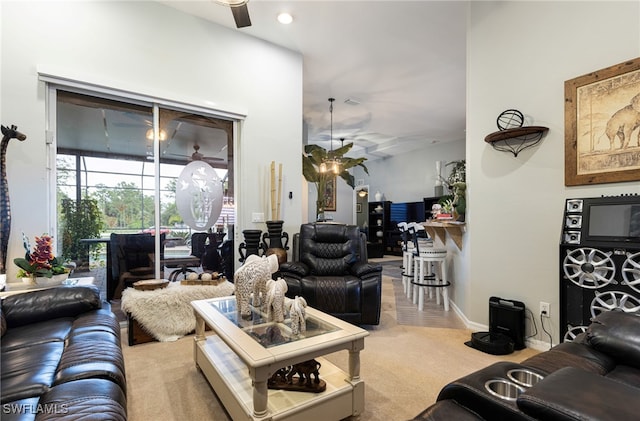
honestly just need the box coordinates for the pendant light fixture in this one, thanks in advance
[320,98,341,175]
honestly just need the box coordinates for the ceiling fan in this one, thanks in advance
[216,0,251,28]
[167,144,225,164]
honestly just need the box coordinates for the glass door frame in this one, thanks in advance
[41,73,245,280]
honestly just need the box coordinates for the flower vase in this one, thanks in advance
[261,220,289,264]
[238,229,262,263]
[35,273,69,287]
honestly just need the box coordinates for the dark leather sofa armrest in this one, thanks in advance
[517,367,638,421]
[278,261,309,279]
[586,310,640,369]
[350,261,382,277]
[2,286,102,328]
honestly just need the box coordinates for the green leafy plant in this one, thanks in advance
[14,234,68,278]
[60,198,104,262]
[446,160,466,186]
[440,199,455,214]
[302,142,369,219]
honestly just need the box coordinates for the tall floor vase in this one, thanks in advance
[238,229,262,263]
[261,220,289,264]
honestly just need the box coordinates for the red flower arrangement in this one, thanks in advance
[14,234,68,278]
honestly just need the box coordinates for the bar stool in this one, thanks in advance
[398,222,414,298]
[406,223,431,301]
[410,225,450,311]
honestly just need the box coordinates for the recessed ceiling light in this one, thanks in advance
[277,12,293,24]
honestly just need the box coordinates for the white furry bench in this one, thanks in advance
[121,281,235,342]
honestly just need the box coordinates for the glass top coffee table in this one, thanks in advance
[192,296,369,421]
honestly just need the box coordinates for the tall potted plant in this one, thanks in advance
[302,142,369,220]
[60,198,104,270]
[445,160,466,221]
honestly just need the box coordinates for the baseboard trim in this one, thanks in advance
[449,299,552,352]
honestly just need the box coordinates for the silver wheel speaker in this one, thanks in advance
[622,251,640,294]
[563,325,588,342]
[563,248,616,289]
[590,291,640,319]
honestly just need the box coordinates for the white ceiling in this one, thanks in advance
[158,0,468,161]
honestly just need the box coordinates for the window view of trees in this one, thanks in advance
[56,154,233,267]
[53,90,235,276]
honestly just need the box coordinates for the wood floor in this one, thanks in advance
[377,258,466,329]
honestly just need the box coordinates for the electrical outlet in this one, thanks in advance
[540,302,550,318]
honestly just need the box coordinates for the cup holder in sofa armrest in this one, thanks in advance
[484,379,525,401]
[506,368,544,388]
[436,362,538,421]
[517,366,639,421]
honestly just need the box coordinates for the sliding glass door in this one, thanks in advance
[52,89,234,299]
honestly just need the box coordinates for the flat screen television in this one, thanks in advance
[564,195,640,246]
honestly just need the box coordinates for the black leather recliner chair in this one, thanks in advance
[278,223,383,325]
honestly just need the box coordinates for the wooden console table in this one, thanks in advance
[422,221,466,250]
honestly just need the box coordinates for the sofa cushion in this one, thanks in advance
[299,224,359,276]
[37,378,127,420]
[301,276,361,314]
[54,340,126,392]
[586,310,640,369]
[0,319,73,352]
[517,367,639,421]
[605,364,640,388]
[68,310,121,341]
[520,341,615,375]
[2,287,101,328]
[1,342,64,404]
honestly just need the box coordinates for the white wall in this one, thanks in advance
[356,139,466,203]
[0,1,303,279]
[467,1,640,345]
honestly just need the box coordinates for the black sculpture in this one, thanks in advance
[268,359,325,393]
[0,125,27,275]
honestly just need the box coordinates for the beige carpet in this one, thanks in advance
[122,276,539,420]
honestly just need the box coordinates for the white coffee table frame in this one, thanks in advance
[192,296,368,421]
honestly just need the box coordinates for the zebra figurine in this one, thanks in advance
[0,125,27,275]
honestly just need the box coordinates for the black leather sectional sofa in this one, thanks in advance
[413,310,640,420]
[1,286,127,420]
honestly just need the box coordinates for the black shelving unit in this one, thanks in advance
[368,201,391,257]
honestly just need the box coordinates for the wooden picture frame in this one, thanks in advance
[565,57,640,186]
[324,176,336,211]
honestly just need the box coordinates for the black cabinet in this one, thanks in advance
[368,201,391,256]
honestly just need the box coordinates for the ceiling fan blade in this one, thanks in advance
[231,4,251,28]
